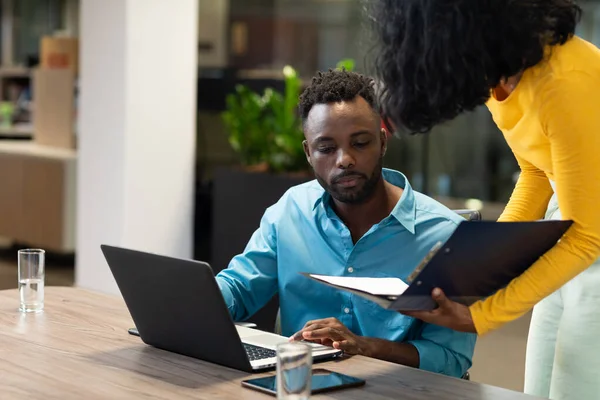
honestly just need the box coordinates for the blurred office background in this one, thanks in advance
[1,0,600,393]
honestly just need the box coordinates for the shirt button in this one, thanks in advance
[344,307,351,314]
[347,266,354,273]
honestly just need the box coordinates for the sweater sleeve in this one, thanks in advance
[497,153,553,222]
[470,73,600,334]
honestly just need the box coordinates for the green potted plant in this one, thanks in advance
[221,65,307,174]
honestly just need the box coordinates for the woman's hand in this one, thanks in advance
[400,288,477,333]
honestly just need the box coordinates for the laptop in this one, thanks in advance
[100,245,342,372]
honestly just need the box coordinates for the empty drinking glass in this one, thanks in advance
[276,342,312,399]
[18,249,45,312]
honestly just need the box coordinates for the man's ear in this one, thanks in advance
[380,129,388,158]
[303,140,312,166]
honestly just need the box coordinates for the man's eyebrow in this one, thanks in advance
[350,130,372,137]
[311,130,373,144]
[312,136,334,144]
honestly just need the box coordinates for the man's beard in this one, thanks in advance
[314,157,383,205]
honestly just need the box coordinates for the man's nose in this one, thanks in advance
[336,149,356,169]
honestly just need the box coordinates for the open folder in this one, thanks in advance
[302,219,573,311]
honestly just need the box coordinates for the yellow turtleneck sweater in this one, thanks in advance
[471,36,600,335]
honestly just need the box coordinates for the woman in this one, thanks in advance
[370,1,600,398]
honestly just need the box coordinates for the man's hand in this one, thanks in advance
[400,288,477,333]
[289,317,373,356]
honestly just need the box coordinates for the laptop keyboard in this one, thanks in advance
[243,343,276,361]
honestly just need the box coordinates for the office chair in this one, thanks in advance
[453,209,482,222]
[271,209,480,380]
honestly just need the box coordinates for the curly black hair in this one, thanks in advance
[370,0,582,134]
[299,69,378,126]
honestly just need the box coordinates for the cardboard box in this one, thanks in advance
[33,68,76,149]
[40,36,79,74]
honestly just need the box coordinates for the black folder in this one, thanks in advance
[303,219,573,311]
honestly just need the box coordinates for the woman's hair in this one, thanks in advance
[370,0,582,134]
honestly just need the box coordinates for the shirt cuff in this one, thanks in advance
[216,278,238,320]
[407,340,458,378]
[469,300,489,335]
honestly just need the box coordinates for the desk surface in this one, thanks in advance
[0,287,543,400]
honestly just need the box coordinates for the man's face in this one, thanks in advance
[303,96,387,204]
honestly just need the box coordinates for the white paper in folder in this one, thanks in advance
[308,274,409,297]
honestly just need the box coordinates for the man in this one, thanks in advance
[216,69,476,378]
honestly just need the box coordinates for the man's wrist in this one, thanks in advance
[358,337,383,359]
[357,337,420,368]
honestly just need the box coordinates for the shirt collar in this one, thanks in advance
[312,168,417,234]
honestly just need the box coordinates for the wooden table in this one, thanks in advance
[0,287,544,399]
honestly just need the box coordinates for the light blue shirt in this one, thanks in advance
[217,169,476,377]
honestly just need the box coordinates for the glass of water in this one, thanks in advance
[18,249,45,313]
[276,342,312,400]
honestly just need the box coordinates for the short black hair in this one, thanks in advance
[370,0,582,134]
[299,69,378,126]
